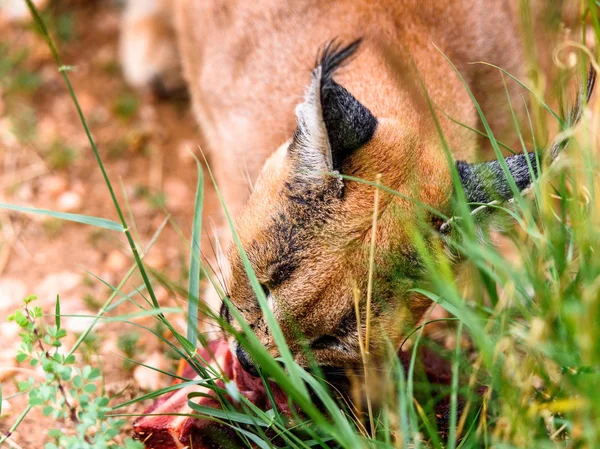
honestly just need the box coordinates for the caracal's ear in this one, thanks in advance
[289,39,378,186]
[444,67,596,233]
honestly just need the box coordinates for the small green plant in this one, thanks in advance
[46,140,79,170]
[117,332,141,371]
[82,293,102,310]
[0,44,42,95]
[42,218,65,237]
[3,296,143,449]
[4,1,600,448]
[9,104,38,143]
[30,10,76,43]
[113,92,140,122]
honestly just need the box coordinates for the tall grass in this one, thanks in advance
[3,1,600,448]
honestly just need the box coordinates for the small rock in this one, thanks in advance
[14,182,34,202]
[1,399,12,415]
[62,313,101,334]
[37,271,80,305]
[0,278,27,314]
[77,92,98,116]
[154,286,169,303]
[163,178,191,212]
[1,321,21,340]
[177,140,199,163]
[37,116,58,142]
[57,191,82,212]
[33,253,48,264]
[98,270,116,287]
[0,0,48,22]
[0,342,20,381]
[105,250,129,273]
[41,175,68,197]
[139,104,157,123]
[144,250,167,270]
[133,352,169,391]
[71,180,87,196]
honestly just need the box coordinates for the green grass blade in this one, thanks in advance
[187,156,204,344]
[187,397,270,427]
[447,322,464,449]
[55,294,61,330]
[0,202,124,232]
[435,46,527,212]
[472,61,563,126]
[66,215,169,358]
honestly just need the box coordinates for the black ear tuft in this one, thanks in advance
[456,65,596,208]
[317,39,378,171]
[456,153,538,205]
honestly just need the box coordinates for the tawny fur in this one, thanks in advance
[121,0,581,368]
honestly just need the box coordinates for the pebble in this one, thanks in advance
[77,92,98,116]
[14,182,34,202]
[41,174,68,197]
[154,285,169,303]
[0,342,20,382]
[163,178,191,212]
[37,116,58,142]
[133,352,169,391]
[37,271,80,305]
[1,399,12,415]
[1,321,21,340]
[57,191,83,212]
[177,140,199,163]
[0,0,48,21]
[62,313,101,334]
[0,278,27,315]
[105,250,129,273]
[144,250,167,270]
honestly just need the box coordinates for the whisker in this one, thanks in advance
[205,220,226,283]
[241,163,255,193]
[200,249,226,294]
[209,220,229,279]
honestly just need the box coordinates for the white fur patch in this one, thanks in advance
[120,0,171,87]
[267,293,276,313]
[294,67,333,177]
[123,0,160,20]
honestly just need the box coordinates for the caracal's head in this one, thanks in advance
[221,40,573,374]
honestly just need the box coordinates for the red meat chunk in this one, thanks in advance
[133,339,289,449]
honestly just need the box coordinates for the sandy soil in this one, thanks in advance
[0,2,220,447]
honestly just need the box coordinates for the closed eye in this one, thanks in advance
[260,284,270,297]
[310,335,342,350]
[219,299,232,324]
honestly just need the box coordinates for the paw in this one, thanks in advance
[119,0,186,98]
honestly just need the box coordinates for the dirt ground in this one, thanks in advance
[1,1,598,448]
[0,2,220,447]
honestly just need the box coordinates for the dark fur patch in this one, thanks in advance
[457,66,596,206]
[265,213,305,286]
[457,153,538,205]
[317,39,378,171]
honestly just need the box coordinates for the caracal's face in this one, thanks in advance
[219,43,454,372]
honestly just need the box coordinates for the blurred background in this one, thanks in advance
[0,0,596,447]
[0,2,216,445]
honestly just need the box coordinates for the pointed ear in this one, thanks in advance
[289,40,378,180]
[441,153,539,236]
[448,66,595,230]
[456,152,538,205]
